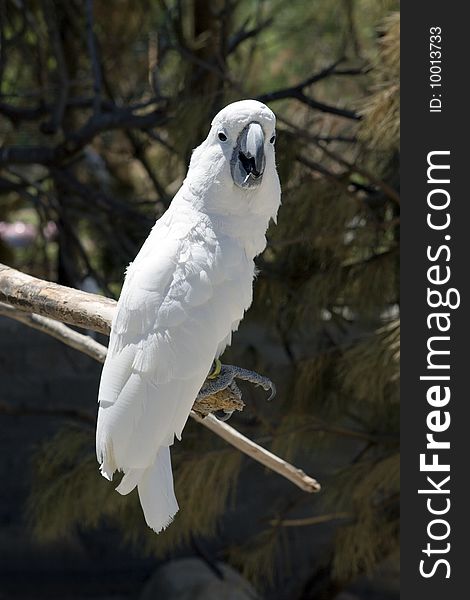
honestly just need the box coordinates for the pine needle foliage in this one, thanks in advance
[28,427,119,541]
[240,11,400,588]
[360,12,400,153]
[337,319,399,409]
[327,453,400,581]
[228,526,291,587]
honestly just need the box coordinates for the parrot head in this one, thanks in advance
[210,99,276,189]
[210,99,276,190]
[186,100,280,218]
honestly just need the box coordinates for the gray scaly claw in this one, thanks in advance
[223,365,276,402]
[197,363,276,404]
[265,381,276,402]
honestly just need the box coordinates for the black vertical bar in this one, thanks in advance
[402,3,469,598]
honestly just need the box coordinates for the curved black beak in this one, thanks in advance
[231,122,265,188]
[239,122,265,179]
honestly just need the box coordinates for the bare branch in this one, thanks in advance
[0,101,49,122]
[315,140,400,205]
[0,106,167,166]
[50,168,153,225]
[124,130,171,208]
[271,511,350,528]
[0,97,152,125]
[256,60,364,120]
[227,17,273,54]
[0,301,107,362]
[0,263,115,334]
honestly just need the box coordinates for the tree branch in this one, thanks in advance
[0,263,321,494]
[0,301,107,362]
[0,106,167,166]
[227,17,273,54]
[270,511,350,528]
[256,60,364,120]
[0,97,152,125]
[0,263,115,333]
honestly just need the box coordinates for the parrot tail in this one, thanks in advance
[115,446,179,533]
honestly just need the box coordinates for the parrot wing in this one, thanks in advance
[96,210,251,478]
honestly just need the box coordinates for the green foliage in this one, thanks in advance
[228,526,290,587]
[328,453,400,582]
[360,12,400,153]
[338,319,399,408]
[28,427,118,540]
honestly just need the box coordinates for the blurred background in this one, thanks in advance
[0,1,399,598]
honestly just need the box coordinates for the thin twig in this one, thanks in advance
[270,511,350,528]
[315,140,400,205]
[227,17,273,54]
[0,301,107,362]
[256,59,364,120]
[0,106,167,167]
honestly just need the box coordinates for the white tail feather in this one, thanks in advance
[115,467,144,495]
[119,446,179,533]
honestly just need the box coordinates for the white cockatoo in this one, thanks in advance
[96,99,281,533]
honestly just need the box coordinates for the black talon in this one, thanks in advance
[214,409,234,422]
[266,382,276,402]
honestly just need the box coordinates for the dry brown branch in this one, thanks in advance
[191,412,320,492]
[0,263,320,493]
[0,263,115,334]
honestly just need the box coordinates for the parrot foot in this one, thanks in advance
[212,364,276,402]
[196,363,276,422]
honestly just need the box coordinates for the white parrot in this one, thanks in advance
[96,99,281,533]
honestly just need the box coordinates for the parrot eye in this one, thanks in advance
[218,131,228,142]
[270,134,276,144]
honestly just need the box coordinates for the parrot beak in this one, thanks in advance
[231,122,266,188]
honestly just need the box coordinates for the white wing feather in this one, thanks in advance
[96,204,252,490]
